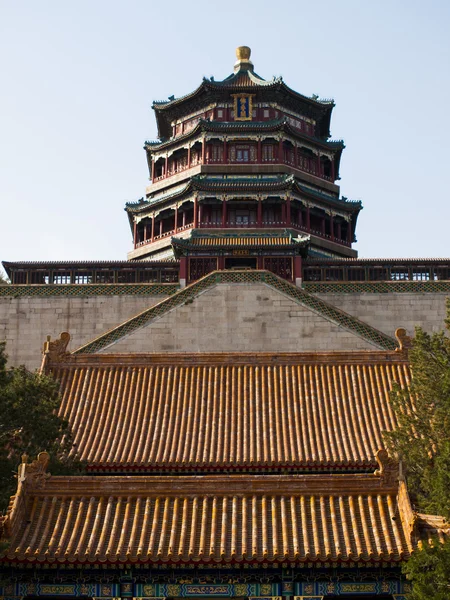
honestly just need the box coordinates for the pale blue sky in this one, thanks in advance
[1,0,450,272]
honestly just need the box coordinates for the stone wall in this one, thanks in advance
[315,292,449,339]
[0,295,166,370]
[100,283,376,353]
[1,287,448,369]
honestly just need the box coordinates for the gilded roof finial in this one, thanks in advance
[234,46,253,73]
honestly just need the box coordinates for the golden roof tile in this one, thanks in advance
[51,352,409,471]
[3,471,412,565]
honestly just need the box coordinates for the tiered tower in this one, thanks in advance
[126,47,362,285]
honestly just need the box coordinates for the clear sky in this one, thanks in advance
[1,0,450,275]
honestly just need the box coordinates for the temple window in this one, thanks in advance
[236,211,250,225]
[189,257,218,281]
[208,144,223,163]
[217,109,223,118]
[73,272,92,284]
[117,270,137,283]
[321,156,332,179]
[137,269,159,283]
[53,272,71,284]
[236,146,249,162]
[264,109,270,118]
[95,271,114,283]
[298,147,316,175]
[262,144,274,162]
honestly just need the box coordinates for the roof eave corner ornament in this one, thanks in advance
[395,327,412,355]
[1,452,51,543]
[42,331,71,364]
[19,451,51,488]
[234,46,254,73]
[375,448,399,487]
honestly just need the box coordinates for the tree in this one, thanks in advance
[0,342,82,510]
[384,300,450,599]
[401,540,450,600]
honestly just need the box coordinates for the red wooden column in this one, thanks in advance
[187,146,191,169]
[257,198,262,226]
[201,138,206,164]
[347,220,353,244]
[223,139,227,163]
[294,145,298,168]
[281,202,286,225]
[257,138,262,163]
[193,195,198,228]
[133,220,137,248]
[316,154,321,177]
[182,209,186,227]
[198,203,203,226]
[174,206,178,233]
[331,159,335,181]
[293,256,303,287]
[278,138,283,163]
[321,215,326,236]
[286,197,291,226]
[151,215,155,242]
[151,159,155,181]
[164,155,168,178]
[306,205,311,231]
[159,219,163,237]
[330,213,334,241]
[144,222,148,242]
[222,198,227,227]
[179,256,187,288]
[337,221,342,242]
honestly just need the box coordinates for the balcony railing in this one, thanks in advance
[152,154,332,183]
[199,221,351,246]
[135,223,194,248]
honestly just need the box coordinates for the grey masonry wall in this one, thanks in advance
[315,292,449,339]
[0,295,167,370]
[98,284,379,353]
[1,289,448,369]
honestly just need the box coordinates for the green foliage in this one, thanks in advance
[403,540,450,600]
[385,316,450,518]
[0,342,82,510]
[384,299,450,598]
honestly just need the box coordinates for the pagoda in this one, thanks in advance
[126,47,362,286]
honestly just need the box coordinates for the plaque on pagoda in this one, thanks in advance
[232,93,254,120]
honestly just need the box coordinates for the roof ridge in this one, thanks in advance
[71,270,398,355]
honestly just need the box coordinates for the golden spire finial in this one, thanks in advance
[236,46,251,61]
[234,46,253,73]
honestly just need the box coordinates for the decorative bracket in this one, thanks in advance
[375,448,399,487]
[42,332,71,363]
[395,327,412,354]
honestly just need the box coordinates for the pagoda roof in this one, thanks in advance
[151,49,334,139]
[1,453,414,565]
[145,117,344,154]
[125,175,361,215]
[171,230,310,257]
[46,347,407,472]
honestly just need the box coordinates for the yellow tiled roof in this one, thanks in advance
[190,236,292,246]
[52,353,409,470]
[4,470,412,565]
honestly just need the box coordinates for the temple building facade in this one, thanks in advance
[0,47,449,600]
